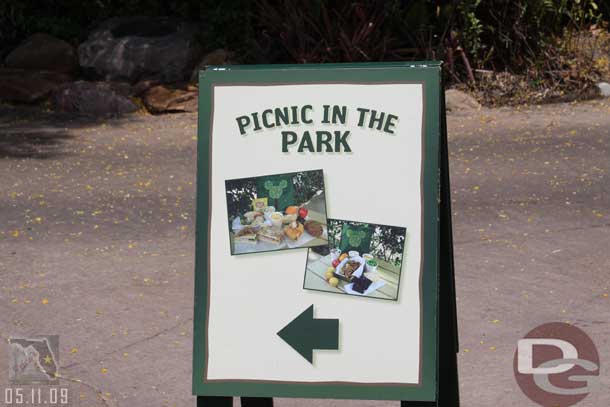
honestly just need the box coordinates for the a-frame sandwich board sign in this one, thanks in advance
[192,62,459,407]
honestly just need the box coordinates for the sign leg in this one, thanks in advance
[240,397,274,407]
[197,396,233,407]
[401,402,436,407]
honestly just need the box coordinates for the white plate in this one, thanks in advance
[336,255,365,279]
[234,238,287,254]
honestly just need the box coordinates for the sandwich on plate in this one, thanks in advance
[235,226,258,244]
[257,227,283,245]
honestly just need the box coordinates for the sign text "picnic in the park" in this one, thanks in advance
[235,105,399,153]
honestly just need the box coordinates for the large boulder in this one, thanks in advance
[51,81,139,116]
[445,89,481,112]
[0,68,71,103]
[5,33,78,75]
[142,85,197,113]
[78,17,201,83]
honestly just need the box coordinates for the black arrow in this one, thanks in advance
[277,305,339,364]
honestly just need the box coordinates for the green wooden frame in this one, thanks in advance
[193,62,442,401]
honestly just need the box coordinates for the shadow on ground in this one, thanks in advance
[0,104,149,159]
[0,129,74,159]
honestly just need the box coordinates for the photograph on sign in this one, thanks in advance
[225,169,329,255]
[303,219,406,300]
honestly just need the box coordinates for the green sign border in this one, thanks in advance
[193,62,441,401]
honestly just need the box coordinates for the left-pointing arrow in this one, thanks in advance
[277,304,339,364]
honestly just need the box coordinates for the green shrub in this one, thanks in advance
[1,0,608,87]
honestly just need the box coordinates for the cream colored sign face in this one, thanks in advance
[206,83,424,384]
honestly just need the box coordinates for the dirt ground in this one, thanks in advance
[1,99,609,407]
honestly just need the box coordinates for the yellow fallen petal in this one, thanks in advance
[41,298,49,305]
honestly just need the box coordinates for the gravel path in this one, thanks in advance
[1,100,608,407]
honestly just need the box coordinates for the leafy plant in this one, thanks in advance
[252,0,417,63]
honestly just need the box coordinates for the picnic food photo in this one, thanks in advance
[303,219,407,300]
[225,169,329,255]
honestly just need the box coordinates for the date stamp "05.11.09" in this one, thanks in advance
[4,336,73,407]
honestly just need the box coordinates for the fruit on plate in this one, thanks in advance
[285,206,299,215]
[325,270,334,281]
[283,221,304,240]
[298,207,308,219]
[328,277,339,287]
[339,253,348,261]
[331,258,340,268]
[304,221,323,237]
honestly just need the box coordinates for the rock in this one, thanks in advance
[0,68,71,103]
[52,81,139,116]
[105,81,133,97]
[445,89,481,112]
[597,82,610,97]
[142,85,197,113]
[78,17,201,83]
[190,49,234,83]
[5,33,78,75]
[132,80,161,97]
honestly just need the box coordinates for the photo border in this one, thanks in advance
[302,218,407,302]
[224,168,329,256]
[193,62,441,401]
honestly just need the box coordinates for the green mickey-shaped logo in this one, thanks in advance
[264,180,288,199]
[346,229,366,247]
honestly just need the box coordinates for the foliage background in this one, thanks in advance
[224,170,325,220]
[2,1,608,67]
[1,0,609,103]
[327,219,406,267]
